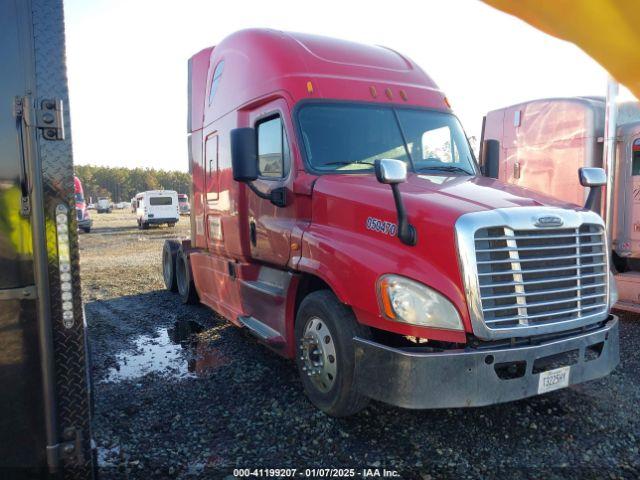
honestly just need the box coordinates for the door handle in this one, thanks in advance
[249,220,257,246]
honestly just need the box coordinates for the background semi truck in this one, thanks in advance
[75,176,92,233]
[162,29,620,417]
[481,96,640,312]
[0,0,95,476]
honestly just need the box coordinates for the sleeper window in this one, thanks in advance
[257,116,288,178]
[208,60,224,106]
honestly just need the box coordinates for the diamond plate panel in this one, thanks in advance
[31,0,94,477]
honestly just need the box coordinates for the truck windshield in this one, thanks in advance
[297,104,476,175]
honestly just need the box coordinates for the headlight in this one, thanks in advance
[377,274,463,330]
[609,271,619,308]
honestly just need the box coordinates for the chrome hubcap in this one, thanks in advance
[300,317,337,393]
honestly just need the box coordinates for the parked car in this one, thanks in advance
[96,197,112,213]
[135,190,179,229]
[161,29,619,417]
[74,176,92,233]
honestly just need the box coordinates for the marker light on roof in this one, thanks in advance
[369,86,377,98]
[306,81,314,94]
[55,204,75,329]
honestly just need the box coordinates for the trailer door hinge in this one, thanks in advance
[22,98,65,141]
[46,426,85,468]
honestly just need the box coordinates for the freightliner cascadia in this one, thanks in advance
[162,29,620,417]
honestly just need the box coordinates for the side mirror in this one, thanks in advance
[230,128,258,182]
[579,167,607,187]
[374,159,416,246]
[482,139,500,179]
[374,158,407,184]
[230,127,288,208]
[579,167,606,212]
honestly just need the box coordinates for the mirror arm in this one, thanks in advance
[584,185,601,213]
[391,183,417,246]
[246,181,287,207]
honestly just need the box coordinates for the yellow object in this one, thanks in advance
[483,0,640,99]
[306,81,314,94]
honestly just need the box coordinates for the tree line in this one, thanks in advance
[74,165,190,203]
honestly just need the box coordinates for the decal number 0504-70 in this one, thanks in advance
[366,217,397,236]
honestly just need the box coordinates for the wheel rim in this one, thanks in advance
[163,248,172,286]
[300,316,337,393]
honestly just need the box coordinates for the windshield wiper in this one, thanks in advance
[321,160,375,167]
[419,165,473,175]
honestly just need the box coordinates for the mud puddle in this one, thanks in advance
[105,319,229,382]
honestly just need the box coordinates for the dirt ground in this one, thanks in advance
[81,211,640,479]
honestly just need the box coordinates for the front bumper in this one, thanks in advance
[353,315,619,409]
[77,218,92,229]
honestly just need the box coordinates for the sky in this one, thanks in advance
[63,0,625,173]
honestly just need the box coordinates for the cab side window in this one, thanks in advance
[633,139,640,176]
[257,115,289,178]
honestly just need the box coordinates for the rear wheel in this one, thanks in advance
[295,290,371,417]
[141,221,149,230]
[176,246,199,304]
[168,222,176,228]
[162,240,180,292]
[82,226,91,233]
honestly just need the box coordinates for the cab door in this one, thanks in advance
[246,99,297,266]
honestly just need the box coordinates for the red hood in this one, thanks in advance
[313,173,576,228]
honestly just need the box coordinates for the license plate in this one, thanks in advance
[538,366,570,394]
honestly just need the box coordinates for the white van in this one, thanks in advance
[135,190,179,229]
[96,197,112,214]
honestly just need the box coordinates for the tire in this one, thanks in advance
[162,240,180,292]
[295,290,371,417]
[612,252,629,273]
[82,227,91,233]
[141,221,149,230]
[168,222,176,228]
[175,246,199,304]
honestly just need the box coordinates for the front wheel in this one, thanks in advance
[295,290,371,417]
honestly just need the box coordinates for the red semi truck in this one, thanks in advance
[481,96,640,312]
[74,176,92,233]
[163,29,620,416]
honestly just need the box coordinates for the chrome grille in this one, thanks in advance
[474,224,608,330]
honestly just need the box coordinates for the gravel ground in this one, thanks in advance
[81,212,640,479]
